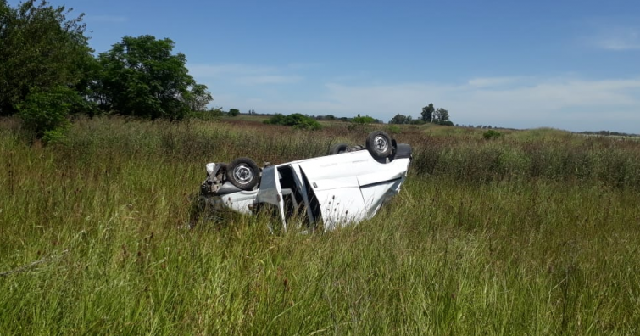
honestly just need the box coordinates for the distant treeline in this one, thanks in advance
[388,104,454,126]
[201,108,385,124]
[576,131,639,137]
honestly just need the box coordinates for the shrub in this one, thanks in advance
[352,115,377,125]
[18,86,82,144]
[188,108,223,121]
[263,113,321,130]
[387,125,401,134]
[483,130,502,140]
[228,108,240,117]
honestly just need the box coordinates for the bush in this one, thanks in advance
[209,108,224,117]
[263,113,321,130]
[18,86,82,144]
[228,109,240,117]
[483,130,503,140]
[352,115,377,125]
[188,108,223,121]
[387,125,401,134]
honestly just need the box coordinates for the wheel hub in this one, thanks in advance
[233,165,253,184]
[374,135,388,153]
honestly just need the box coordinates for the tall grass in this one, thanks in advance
[1,117,640,334]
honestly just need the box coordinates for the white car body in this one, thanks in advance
[200,142,412,231]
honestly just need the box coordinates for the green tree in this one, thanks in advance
[438,108,449,122]
[421,104,434,122]
[228,108,240,116]
[95,35,211,120]
[0,0,94,115]
[433,108,449,123]
[183,83,212,112]
[389,114,413,124]
[432,108,453,125]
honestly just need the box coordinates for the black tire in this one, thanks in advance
[330,143,350,154]
[365,131,393,160]
[226,157,260,190]
[391,138,398,159]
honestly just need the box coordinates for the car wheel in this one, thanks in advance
[389,138,398,160]
[365,131,393,160]
[330,143,350,154]
[226,157,260,190]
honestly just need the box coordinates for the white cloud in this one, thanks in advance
[213,76,640,132]
[588,26,640,50]
[467,76,531,88]
[333,78,640,128]
[187,62,640,132]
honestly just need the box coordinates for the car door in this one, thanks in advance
[256,165,287,231]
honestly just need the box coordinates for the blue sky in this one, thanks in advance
[13,0,640,132]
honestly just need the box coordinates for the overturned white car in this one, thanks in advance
[193,131,412,231]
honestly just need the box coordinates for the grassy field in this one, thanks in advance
[1,117,640,335]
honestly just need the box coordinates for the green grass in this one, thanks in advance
[1,117,640,334]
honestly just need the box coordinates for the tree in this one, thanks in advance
[183,83,212,112]
[95,35,211,120]
[0,0,94,115]
[433,108,448,123]
[389,114,413,124]
[431,108,453,125]
[439,108,449,122]
[228,108,240,116]
[421,104,434,122]
[432,109,440,123]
